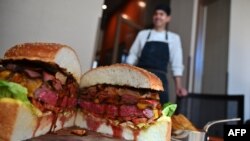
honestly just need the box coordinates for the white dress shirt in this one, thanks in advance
[126,29,184,76]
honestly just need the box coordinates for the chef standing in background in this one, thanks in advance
[126,4,187,104]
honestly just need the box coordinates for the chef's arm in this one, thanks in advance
[170,35,187,96]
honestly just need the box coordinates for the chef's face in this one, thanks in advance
[153,10,171,29]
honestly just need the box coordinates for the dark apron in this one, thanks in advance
[137,30,170,104]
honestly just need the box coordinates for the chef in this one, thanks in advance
[126,4,187,104]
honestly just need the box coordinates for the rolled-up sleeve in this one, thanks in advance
[126,32,141,65]
[170,35,184,76]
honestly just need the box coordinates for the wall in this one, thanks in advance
[202,0,230,94]
[168,0,197,102]
[228,0,250,121]
[0,0,103,73]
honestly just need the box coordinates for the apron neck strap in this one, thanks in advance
[147,30,168,41]
[165,31,168,40]
[147,31,151,40]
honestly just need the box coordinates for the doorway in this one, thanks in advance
[193,0,230,94]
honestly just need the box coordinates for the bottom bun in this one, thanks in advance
[0,98,76,141]
[75,110,171,141]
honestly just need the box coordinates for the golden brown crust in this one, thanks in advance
[0,100,18,141]
[3,42,81,83]
[83,64,164,91]
[4,43,65,62]
[120,64,163,91]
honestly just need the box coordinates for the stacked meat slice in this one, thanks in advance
[0,61,78,118]
[79,84,162,129]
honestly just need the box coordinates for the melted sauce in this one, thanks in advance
[84,112,142,140]
[59,114,68,128]
[86,115,101,131]
[111,125,122,138]
[59,111,74,128]
[32,117,42,137]
[32,113,59,136]
[133,130,140,141]
[49,113,58,132]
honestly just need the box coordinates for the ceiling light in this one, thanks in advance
[122,14,129,19]
[138,1,146,8]
[102,4,107,10]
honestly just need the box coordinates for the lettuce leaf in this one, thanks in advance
[162,102,177,117]
[0,80,30,104]
[0,80,42,116]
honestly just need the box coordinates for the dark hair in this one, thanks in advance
[154,4,171,16]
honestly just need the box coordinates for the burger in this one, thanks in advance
[76,64,176,141]
[0,43,81,141]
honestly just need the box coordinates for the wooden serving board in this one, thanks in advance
[29,127,126,141]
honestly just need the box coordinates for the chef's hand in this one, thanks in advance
[174,76,188,97]
[176,87,188,97]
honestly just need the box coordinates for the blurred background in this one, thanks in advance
[94,0,249,126]
[0,0,249,138]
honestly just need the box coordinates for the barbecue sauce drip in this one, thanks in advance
[84,113,140,140]
[133,130,140,141]
[111,125,123,138]
[59,111,74,128]
[32,117,42,137]
[59,115,66,128]
[86,115,101,131]
[49,113,58,132]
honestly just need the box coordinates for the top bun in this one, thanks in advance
[80,64,163,91]
[4,42,81,83]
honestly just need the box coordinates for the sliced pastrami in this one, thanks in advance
[35,85,58,106]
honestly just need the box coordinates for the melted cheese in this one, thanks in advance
[0,70,11,79]
[25,79,42,97]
